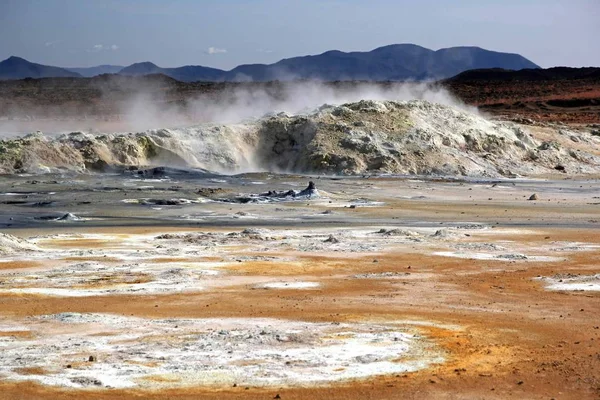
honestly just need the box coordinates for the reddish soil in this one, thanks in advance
[443,68,600,123]
[0,225,598,399]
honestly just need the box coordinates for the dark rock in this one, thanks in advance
[324,234,339,243]
[223,181,319,204]
[31,201,54,207]
[57,213,80,221]
[196,187,226,197]
[35,215,61,220]
[85,159,110,172]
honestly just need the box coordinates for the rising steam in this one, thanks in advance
[121,81,476,132]
[0,80,475,136]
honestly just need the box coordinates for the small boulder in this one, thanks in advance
[323,235,339,244]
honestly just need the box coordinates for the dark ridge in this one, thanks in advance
[446,67,600,82]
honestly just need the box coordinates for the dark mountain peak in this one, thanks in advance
[320,50,346,57]
[437,45,483,51]
[0,56,82,80]
[370,44,432,59]
[374,43,429,51]
[119,62,162,75]
[5,56,27,62]
[3,56,34,66]
[132,61,160,68]
[120,61,161,74]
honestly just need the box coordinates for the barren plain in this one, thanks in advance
[0,173,598,399]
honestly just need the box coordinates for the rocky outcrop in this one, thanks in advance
[0,233,38,254]
[2,100,600,177]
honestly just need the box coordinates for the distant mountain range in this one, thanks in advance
[0,44,540,82]
[64,65,124,77]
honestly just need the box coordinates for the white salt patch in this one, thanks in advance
[547,242,600,252]
[476,228,538,236]
[5,280,203,297]
[433,251,563,262]
[538,274,600,292]
[0,314,443,389]
[257,281,320,289]
[548,283,600,291]
[31,233,120,242]
[0,261,224,297]
[232,213,259,219]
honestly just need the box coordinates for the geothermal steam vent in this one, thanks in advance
[2,100,598,177]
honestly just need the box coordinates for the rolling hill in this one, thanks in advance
[0,56,82,80]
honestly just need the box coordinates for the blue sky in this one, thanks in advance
[1,0,598,69]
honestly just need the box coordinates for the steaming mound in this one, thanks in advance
[0,233,37,255]
[2,100,600,177]
[254,100,600,176]
[0,127,255,174]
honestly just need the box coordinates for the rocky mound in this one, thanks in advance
[252,100,600,176]
[0,233,38,254]
[1,100,600,177]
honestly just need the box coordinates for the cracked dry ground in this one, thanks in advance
[0,178,599,399]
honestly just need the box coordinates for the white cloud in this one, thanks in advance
[206,47,227,55]
[44,40,61,47]
[87,44,119,53]
[257,48,273,54]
